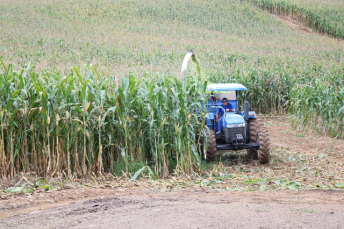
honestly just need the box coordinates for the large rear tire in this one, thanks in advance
[247,117,270,164]
[201,128,217,162]
[247,118,262,160]
[257,126,270,164]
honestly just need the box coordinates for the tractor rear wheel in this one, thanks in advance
[257,126,270,164]
[247,117,270,164]
[247,118,262,160]
[201,128,217,162]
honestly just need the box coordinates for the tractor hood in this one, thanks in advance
[223,113,245,127]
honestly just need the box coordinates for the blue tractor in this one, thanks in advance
[202,83,270,164]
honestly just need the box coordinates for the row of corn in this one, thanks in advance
[0,60,207,178]
[246,0,344,39]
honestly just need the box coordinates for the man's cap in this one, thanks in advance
[221,97,228,103]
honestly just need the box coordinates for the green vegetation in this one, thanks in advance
[288,209,315,213]
[0,61,207,178]
[0,0,343,178]
[5,179,53,193]
[1,125,343,192]
[247,0,344,39]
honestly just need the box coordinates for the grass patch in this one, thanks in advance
[288,208,315,213]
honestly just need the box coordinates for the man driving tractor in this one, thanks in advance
[216,97,235,134]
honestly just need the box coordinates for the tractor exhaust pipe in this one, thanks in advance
[244,93,250,121]
[244,93,250,142]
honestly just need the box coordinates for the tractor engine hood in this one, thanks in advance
[223,113,245,128]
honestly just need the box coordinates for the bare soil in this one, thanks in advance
[266,116,344,158]
[274,15,314,34]
[1,189,344,228]
[0,117,343,228]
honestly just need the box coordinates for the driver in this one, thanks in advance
[216,97,235,134]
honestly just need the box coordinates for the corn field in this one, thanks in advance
[0,59,208,178]
[0,0,343,179]
[247,0,344,39]
[1,61,343,178]
[289,78,344,139]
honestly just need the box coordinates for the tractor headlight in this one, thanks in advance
[227,124,235,128]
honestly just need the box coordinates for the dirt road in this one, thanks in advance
[0,117,343,228]
[1,188,344,229]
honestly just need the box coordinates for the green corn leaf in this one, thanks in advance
[334,183,344,189]
[130,166,147,181]
[36,179,47,186]
[6,187,24,193]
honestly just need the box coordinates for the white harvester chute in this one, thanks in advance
[180,50,195,77]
